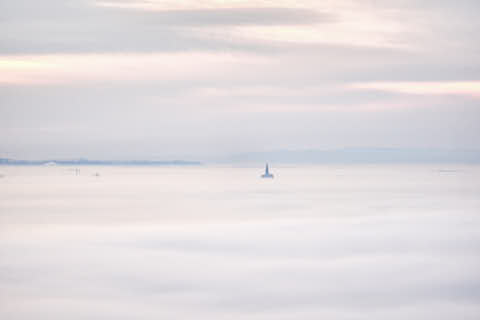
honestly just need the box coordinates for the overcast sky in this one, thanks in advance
[1,0,479,159]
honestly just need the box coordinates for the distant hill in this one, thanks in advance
[222,148,480,164]
[0,158,202,166]
[2,148,480,165]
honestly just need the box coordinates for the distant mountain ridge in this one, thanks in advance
[223,148,480,164]
[2,148,480,165]
[0,159,202,166]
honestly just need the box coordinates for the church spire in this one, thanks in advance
[261,163,274,178]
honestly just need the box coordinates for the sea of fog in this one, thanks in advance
[0,164,479,319]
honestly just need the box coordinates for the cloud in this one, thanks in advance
[0,1,334,55]
[0,53,272,85]
[94,0,321,11]
[1,208,480,319]
[351,81,480,97]
[126,8,334,26]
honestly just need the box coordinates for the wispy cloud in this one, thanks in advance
[0,53,267,85]
[352,81,480,97]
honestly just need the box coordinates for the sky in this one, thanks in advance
[1,0,479,159]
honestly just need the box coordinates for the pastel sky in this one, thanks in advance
[1,0,479,159]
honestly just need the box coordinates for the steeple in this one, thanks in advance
[261,163,274,178]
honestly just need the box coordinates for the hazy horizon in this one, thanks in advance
[2,147,480,164]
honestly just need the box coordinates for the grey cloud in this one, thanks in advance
[1,1,332,25]
[1,0,479,59]
[0,21,303,55]
[0,1,333,54]
[138,8,334,26]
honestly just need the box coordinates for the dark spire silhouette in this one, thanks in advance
[261,163,274,178]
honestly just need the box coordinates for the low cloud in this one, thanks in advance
[351,81,480,98]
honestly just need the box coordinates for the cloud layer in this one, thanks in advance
[1,165,479,319]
